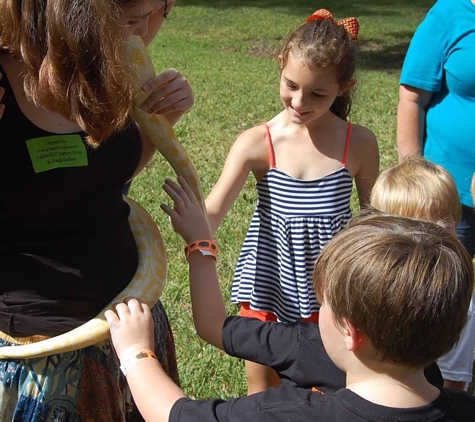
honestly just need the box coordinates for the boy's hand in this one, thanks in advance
[141,69,194,115]
[104,298,155,362]
[161,177,213,244]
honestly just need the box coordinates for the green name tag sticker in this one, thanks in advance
[26,134,88,173]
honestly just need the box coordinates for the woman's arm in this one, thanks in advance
[132,3,193,174]
[131,74,194,178]
[140,0,193,127]
[140,69,194,127]
[397,85,433,162]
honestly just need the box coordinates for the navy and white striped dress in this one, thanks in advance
[231,123,353,322]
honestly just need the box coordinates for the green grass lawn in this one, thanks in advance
[128,0,473,398]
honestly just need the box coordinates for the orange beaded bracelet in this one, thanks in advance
[184,239,218,260]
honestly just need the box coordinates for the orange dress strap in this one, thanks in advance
[261,122,276,168]
[342,122,352,168]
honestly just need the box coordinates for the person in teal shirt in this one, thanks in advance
[397,0,475,391]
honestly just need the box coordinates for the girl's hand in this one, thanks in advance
[141,69,194,116]
[104,298,154,362]
[161,177,213,244]
[0,73,5,119]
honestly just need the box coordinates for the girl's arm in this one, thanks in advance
[206,126,268,232]
[353,127,379,208]
[397,85,433,163]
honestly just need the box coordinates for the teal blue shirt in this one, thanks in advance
[400,0,475,207]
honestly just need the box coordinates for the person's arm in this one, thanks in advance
[132,68,194,177]
[137,0,193,133]
[396,85,433,162]
[396,1,447,163]
[443,380,466,390]
[162,177,228,348]
[205,126,268,232]
[165,177,307,362]
[352,127,379,208]
[139,69,194,127]
[105,298,266,422]
[105,299,186,422]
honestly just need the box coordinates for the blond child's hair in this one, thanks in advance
[313,212,474,368]
[370,157,461,231]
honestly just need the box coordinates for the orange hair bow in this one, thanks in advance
[306,9,359,41]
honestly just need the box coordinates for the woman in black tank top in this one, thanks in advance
[0,1,194,420]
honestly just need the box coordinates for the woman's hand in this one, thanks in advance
[141,69,194,121]
[161,177,213,244]
[105,298,154,362]
[0,73,5,119]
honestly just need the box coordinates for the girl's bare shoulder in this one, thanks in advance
[346,122,379,174]
[349,123,378,146]
[233,123,270,160]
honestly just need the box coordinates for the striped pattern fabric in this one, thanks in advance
[231,167,353,322]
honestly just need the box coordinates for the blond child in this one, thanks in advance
[371,156,475,391]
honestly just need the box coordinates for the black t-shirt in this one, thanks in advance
[0,61,142,336]
[170,384,475,422]
[223,315,345,391]
[221,316,442,391]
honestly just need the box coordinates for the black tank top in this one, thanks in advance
[0,61,142,336]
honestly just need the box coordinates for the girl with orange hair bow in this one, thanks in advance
[205,9,379,394]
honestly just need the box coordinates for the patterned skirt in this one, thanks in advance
[0,300,179,422]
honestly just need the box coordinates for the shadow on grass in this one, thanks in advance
[177,0,433,15]
[358,33,415,73]
[177,0,433,73]
[242,34,414,74]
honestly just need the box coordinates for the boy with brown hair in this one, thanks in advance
[371,157,475,390]
[105,178,475,422]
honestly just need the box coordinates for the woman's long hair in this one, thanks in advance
[0,0,138,146]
